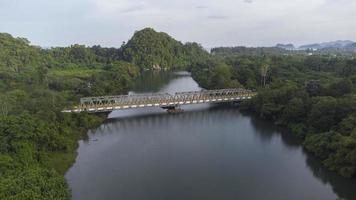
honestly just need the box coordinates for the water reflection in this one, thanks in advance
[132,71,191,93]
[248,113,302,147]
[248,112,356,200]
[105,105,238,133]
[305,151,356,200]
[67,71,356,200]
[80,105,356,200]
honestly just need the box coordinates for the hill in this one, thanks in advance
[121,28,208,70]
[299,40,355,50]
[276,43,295,50]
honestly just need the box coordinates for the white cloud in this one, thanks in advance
[0,0,355,47]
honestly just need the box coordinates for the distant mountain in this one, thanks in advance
[276,43,295,50]
[299,40,355,50]
[299,43,321,50]
[345,42,356,49]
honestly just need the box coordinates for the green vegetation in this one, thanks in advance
[191,52,356,178]
[0,33,139,199]
[211,46,292,56]
[0,28,208,199]
[190,57,240,89]
[2,27,356,199]
[121,28,209,70]
[212,46,356,57]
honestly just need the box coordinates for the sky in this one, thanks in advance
[0,0,356,48]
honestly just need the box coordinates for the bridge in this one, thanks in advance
[62,88,256,113]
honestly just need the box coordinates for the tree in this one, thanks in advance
[260,63,269,87]
[37,65,48,84]
[0,95,11,116]
[327,79,352,97]
[283,97,308,123]
[0,167,69,200]
[308,96,338,132]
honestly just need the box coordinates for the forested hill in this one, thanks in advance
[2,28,356,199]
[1,27,209,73]
[0,32,140,200]
[0,28,209,199]
[0,32,43,73]
[121,28,209,70]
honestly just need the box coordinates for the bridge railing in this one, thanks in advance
[75,88,256,110]
[80,93,174,108]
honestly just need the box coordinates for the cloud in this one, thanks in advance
[207,15,229,20]
[1,0,356,47]
[121,4,146,13]
[94,0,148,14]
[195,5,207,9]
[243,0,253,3]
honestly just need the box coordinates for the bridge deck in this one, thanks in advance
[62,88,256,113]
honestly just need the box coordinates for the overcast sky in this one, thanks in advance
[1,0,355,48]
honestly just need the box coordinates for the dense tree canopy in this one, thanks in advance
[0,32,139,199]
[191,49,356,178]
[121,28,208,70]
[1,27,356,199]
[0,28,211,199]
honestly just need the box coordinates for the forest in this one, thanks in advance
[0,28,208,199]
[0,33,139,199]
[1,27,356,199]
[190,51,356,178]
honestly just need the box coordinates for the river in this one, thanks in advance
[66,71,356,200]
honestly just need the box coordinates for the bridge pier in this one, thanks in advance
[161,105,184,114]
[231,100,242,106]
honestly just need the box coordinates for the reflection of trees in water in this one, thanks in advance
[80,132,90,143]
[246,112,302,148]
[247,112,356,200]
[96,105,241,139]
[88,105,356,200]
[96,106,301,149]
[132,71,178,93]
[305,151,356,200]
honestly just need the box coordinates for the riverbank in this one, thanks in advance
[190,55,356,179]
[66,71,356,200]
[48,113,108,175]
[239,86,356,178]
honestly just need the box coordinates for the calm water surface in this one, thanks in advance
[66,71,356,200]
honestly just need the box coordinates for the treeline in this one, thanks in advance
[0,33,140,199]
[211,46,356,57]
[3,26,355,199]
[191,53,356,178]
[0,28,209,199]
[211,46,291,56]
[0,28,208,75]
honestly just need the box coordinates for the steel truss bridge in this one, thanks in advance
[62,88,256,113]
